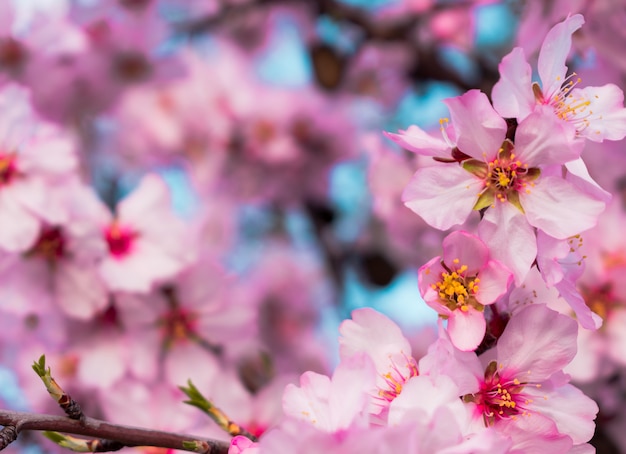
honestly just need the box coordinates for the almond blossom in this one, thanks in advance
[95,173,194,293]
[423,304,598,450]
[0,83,79,252]
[338,307,419,419]
[418,231,512,351]
[400,89,606,283]
[0,183,107,320]
[492,14,626,143]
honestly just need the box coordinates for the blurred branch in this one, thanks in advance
[0,410,230,453]
[176,0,500,92]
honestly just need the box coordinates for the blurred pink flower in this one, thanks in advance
[0,84,79,252]
[97,173,194,293]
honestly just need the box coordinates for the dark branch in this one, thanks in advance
[0,410,230,453]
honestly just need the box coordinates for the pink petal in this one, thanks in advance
[77,335,126,389]
[229,436,260,454]
[442,230,489,275]
[565,158,612,204]
[573,84,626,142]
[447,306,486,352]
[444,90,507,161]
[55,262,108,320]
[524,383,598,444]
[554,278,603,330]
[535,231,570,287]
[499,413,573,453]
[479,203,536,285]
[339,308,412,374]
[0,190,40,252]
[473,259,512,305]
[418,257,450,314]
[388,375,466,426]
[514,107,581,167]
[402,164,482,231]
[418,326,483,396]
[538,14,585,100]
[117,173,171,228]
[521,176,606,239]
[383,125,451,158]
[492,47,535,120]
[165,342,220,386]
[283,372,332,429]
[328,354,376,430]
[496,304,577,381]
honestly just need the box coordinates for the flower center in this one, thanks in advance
[159,306,197,347]
[113,51,152,83]
[431,259,480,312]
[376,353,419,404]
[464,361,533,427]
[105,222,136,258]
[534,76,600,135]
[0,153,18,186]
[26,227,66,263]
[0,38,27,70]
[463,141,540,213]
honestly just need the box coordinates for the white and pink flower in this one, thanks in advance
[418,231,512,351]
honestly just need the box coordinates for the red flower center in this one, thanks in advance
[105,222,136,258]
[27,227,66,262]
[0,38,27,70]
[464,361,534,427]
[0,153,17,186]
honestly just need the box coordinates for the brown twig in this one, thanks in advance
[0,410,230,453]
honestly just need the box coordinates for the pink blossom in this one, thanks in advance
[418,231,512,351]
[282,354,376,433]
[114,257,238,386]
[388,374,513,454]
[492,14,626,142]
[427,304,598,447]
[96,173,194,293]
[401,89,605,282]
[0,84,79,252]
[0,183,107,320]
[229,436,260,454]
[339,308,419,417]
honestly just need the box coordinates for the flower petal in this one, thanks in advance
[402,164,481,231]
[383,125,451,158]
[447,306,486,352]
[442,230,489,275]
[572,84,626,142]
[496,304,577,381]
[538,14,585,100]
[514,107,581,166]
[444,90,507,161]
[525,383,598,444]
[521,176,606,239]
[474,259,513,305]
[492,47,535,120]
[479,202,536,285]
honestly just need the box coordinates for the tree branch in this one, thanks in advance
[0,410,230,453]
